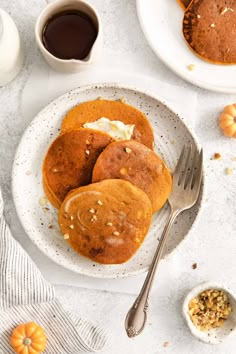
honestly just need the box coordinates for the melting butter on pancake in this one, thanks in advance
[61,99,154,149]
[43,128,113,208]
[183,0,236,64]
[58,179,152,264]
[83,117,135,141]
[92,140,172,213]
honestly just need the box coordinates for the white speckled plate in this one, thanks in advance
[12,83,204,278]
[136,0,236,93]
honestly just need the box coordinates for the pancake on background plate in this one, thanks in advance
[177,0,192,10]
[183,0,236,64]
[61,99,154,149]
[58,179,153,264]
[43,128,113,208]
[92,140,172,213]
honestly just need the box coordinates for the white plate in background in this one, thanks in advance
[136,0,236,93]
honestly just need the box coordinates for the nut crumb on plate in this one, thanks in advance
[187,64,195,71]
[192,263,197,269]
[163,341,169,347]
[39,196,47,206]
[64,233,70,240]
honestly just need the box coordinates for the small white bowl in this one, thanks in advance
[183,282,236,344]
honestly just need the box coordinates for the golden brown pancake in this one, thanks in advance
[183,0,236,64]
[92,140,172,213]
[58,179,152,264]
[43,128,113,208]
[177,0,192,10]
[61,99,154,149]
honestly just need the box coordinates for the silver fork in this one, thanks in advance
[125,145,203,338]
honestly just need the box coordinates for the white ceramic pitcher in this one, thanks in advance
[0,8,24,86]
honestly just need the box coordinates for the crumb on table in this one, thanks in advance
[213,153,221,160]
[225,167,233,175]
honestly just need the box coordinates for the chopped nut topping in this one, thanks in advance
[113,231,120,236]
[213,152,221,160]
[125,147,132,154]
[106,222,113,226]
[64,233,70,240]
[91,215,97,222]
[85,150,90,155]
[134,237,141,243]
[97,96,104,100]
[70,216,74,220]
[85,139,90,145]
[187,64,195,71]
[210,23,215,27]
[163,341,169,347]
[39,197,47,207]
[52,168,58,173]
[89,208,96,214]
[97,200,103,205]
[118,96,126,103]
[120,167,128,175]
[192,263,197,269]
[188,289,232,331]
[69,224,74,229]
[221,7,234,15]
[225,167,233,175]
[197,14,201,18]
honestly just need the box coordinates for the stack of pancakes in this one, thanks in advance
[178,0,236,64]
[43,99,172,264]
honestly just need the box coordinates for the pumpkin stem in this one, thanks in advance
[24,338,32,346]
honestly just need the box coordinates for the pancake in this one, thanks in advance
[43,128,113,208]
[177,0,192,10]
[183,0,236,64]
[60,99,154,149]
[92,140,172,213]
[58,179,152,264]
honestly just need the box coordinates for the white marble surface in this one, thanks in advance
[0,0,236,353]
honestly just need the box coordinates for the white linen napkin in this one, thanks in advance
[0,189,108,354]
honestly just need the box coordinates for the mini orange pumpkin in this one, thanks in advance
[10,322,46,354]
[219,104,236,138]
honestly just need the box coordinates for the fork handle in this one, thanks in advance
[125,208,180,338]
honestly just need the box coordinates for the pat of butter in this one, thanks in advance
[83,117,135,140]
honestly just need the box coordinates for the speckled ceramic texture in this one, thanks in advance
[12,83,204,278]
[183,282,236,344]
